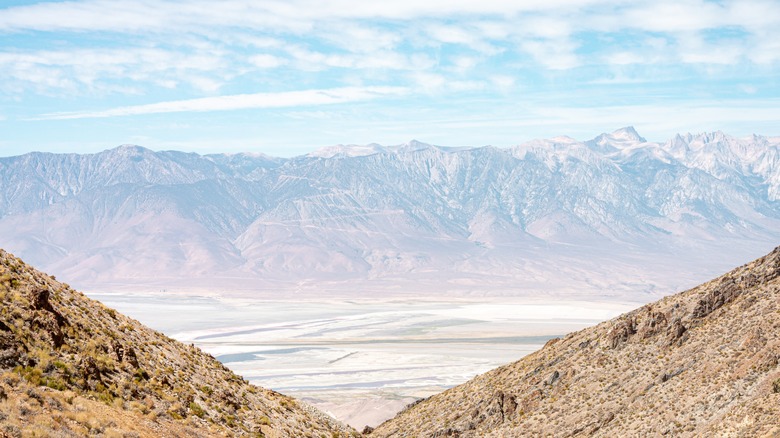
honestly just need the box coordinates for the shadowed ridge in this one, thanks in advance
[372,246,780,437]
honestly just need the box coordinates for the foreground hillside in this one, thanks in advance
[0,249,355,437]
[372,246,780,437]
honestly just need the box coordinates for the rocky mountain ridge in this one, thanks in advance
[0,248,355,437]
[371,246,780,437]
[0,129,778,297]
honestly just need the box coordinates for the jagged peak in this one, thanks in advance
[586,127,647,152]
[748,133,769,144]
[223,151,278,160]
[103,144,155,158]
[548,135,581,145]
[392,139,435,152]
[675,130,733,145]
[668,131,755,158]
[371,139,470,155]
[611,126,646,142]
[307,143,388,158]
[112,144,152,152]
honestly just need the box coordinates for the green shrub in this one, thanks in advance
[134,368,150,382]
[43,376,68,391]
[15,366,43,386]
[189,402,206,418]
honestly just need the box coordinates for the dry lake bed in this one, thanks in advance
[90,293,636,429]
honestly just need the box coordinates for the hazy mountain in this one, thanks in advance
[0,129,778,297]
[0,248,355,437]
[371,246,780,437]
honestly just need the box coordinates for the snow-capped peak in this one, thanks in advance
[307,143,388,158]
[585,127,646,154]
[388,139,435,153]
[110,144,152,155]
[611,126,646,143]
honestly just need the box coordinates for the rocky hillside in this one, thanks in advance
[371,246,780,437]
[0,249,355,437]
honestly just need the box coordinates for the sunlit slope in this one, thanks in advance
[0,249,355,437]
[372,246,780,437]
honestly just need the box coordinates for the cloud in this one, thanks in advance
[1,2,777,69]
[31,86,409,120]
[0,0,609,33]
[489,75,515,91]
[0,48,228,94]
[317,24,401,53]
[426,24,498,54]
[375,98,780,141]
[4,1,775,48]
[1,0,779,124]
[1,1,777,40]
[408,72,447,92]
[738,84,758,95]
[248,54,287,69]
[449,56,480,72]
[606,52,650,66]
[747,29,780,64]
[285,45,434,71]
[521,39,580,70]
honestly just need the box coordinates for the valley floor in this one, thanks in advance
[90,292,637,429]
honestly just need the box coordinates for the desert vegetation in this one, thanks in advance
[372,247,780,437]
[0,249,356,437]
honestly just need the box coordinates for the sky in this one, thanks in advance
[0,0,778,157]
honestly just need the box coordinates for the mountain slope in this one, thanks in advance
[371,246,780,437]
[0,129,779,298]
[0,249,355,437]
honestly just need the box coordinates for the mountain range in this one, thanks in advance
[1,127,779,298]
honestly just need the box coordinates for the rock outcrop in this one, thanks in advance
[372,246,780,437]
[0,249,356,437]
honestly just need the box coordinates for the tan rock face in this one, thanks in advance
[372,247,780,437]
[0,249,357,437]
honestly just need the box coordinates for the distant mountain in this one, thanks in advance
[371,246,780,437]
[0,248,354,436]
[0,128,779,297]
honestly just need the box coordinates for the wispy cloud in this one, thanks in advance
[0,1,608,33]
[0,48,228,94]
[0,1,776,101]
[521,39,580,70]
[31,86,409,120]
[1,0,779,155]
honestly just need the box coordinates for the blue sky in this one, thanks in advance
[0,0,778,156]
